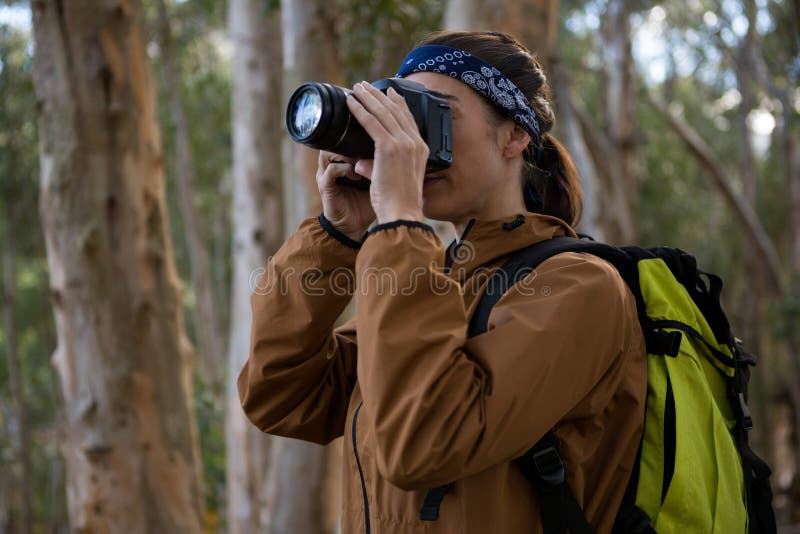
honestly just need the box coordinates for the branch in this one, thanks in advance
[647,92,785,294]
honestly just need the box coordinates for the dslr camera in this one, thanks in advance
[285,78,453,188]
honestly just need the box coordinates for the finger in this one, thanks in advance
[346,90,392,145]
[386,88,420,135]
[319,162,357,186]
[352,82,405,138]
[364,84,418,136]
[319,150,356,167]
[354,159,374,178]
[385,88,429,164]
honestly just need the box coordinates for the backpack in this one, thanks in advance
[419,236,777,533]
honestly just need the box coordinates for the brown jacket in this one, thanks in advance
[238,211,647,533]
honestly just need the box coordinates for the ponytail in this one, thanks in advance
[523,133,583,228]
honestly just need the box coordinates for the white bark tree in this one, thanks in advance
[225,1,283,532]
[31,1,206,531]
[281,0,344,228]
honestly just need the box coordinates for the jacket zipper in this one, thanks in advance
[352,401,371,533]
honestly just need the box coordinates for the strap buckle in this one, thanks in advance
[738,392,754,431]
[645,329,682,357]
[532,445,566,487]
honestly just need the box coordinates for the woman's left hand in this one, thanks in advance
[346,82,428,225]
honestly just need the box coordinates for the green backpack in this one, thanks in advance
[420,236,777,533]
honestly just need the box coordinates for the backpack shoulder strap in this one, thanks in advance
[468,236,639,338]
[515,431,593,534]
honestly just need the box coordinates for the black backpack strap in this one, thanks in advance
[611,437,656,534]
[515,432,593,534]
[471,236,580,337]
[729,340,777,534]
[422,236,638,527]
[419,483,453,521]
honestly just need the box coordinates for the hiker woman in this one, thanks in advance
[238,30,647,533]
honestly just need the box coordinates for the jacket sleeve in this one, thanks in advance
[354,222,641,490]
[237,214,361,445]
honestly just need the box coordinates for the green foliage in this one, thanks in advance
[335,0,443,83]
[0,21,66,531]
[194,374,226,524]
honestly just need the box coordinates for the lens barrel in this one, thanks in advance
[286,82,375,159]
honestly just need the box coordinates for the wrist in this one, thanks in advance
[317,213,367,249]
[376,210,424,225]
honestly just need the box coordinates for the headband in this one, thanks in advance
[395,44,542,161]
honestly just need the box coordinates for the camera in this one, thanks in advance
[286,78,453,188]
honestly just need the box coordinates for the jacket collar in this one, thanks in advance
[442,211,577,283]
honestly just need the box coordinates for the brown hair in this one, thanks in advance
[414,31,583,227]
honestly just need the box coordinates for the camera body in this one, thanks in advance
[286,78,453,174]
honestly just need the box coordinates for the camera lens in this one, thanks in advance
[289,87,323,139]
[286,82,373,158]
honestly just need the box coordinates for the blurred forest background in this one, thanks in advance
[0,0,798,532]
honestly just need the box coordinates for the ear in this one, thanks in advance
[499,123,531,160]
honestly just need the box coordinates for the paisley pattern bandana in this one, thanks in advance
[395,44,542,161]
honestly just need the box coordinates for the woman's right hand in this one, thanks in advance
[317,150,376,242]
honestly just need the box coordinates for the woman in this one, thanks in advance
[238,30,647,533]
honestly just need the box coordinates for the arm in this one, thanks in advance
[355,222,640,489]
[237,214,362,445]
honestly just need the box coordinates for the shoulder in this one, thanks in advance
[517,250,631,303]
[485,250,636,332]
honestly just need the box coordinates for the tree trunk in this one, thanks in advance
[261,1,343,532]
[155,0,225,383]
[225,1,285,532]
[602,0,638,243]
[444,0,556,56]
[31,1,206,531]
[281,0,343,227]
[1,204,33,534]
[550,64,604,240]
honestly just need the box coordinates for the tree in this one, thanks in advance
[225,0,283,532]
[155,0,226,384]
[31,1,206,531]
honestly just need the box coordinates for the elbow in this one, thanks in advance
[237,357,284,435]
[237,363,273,432]
[373,432,454,491]
[376,454,431,491]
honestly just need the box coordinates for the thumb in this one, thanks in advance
[355,159,374,179]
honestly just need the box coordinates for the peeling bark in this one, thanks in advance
[155,0,225,383]
[31,1,206,531]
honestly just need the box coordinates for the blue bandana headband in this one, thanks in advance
[395,45,542,161]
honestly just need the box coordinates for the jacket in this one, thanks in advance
[238,211,647,533]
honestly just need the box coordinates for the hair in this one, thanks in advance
[414,31,583,227]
